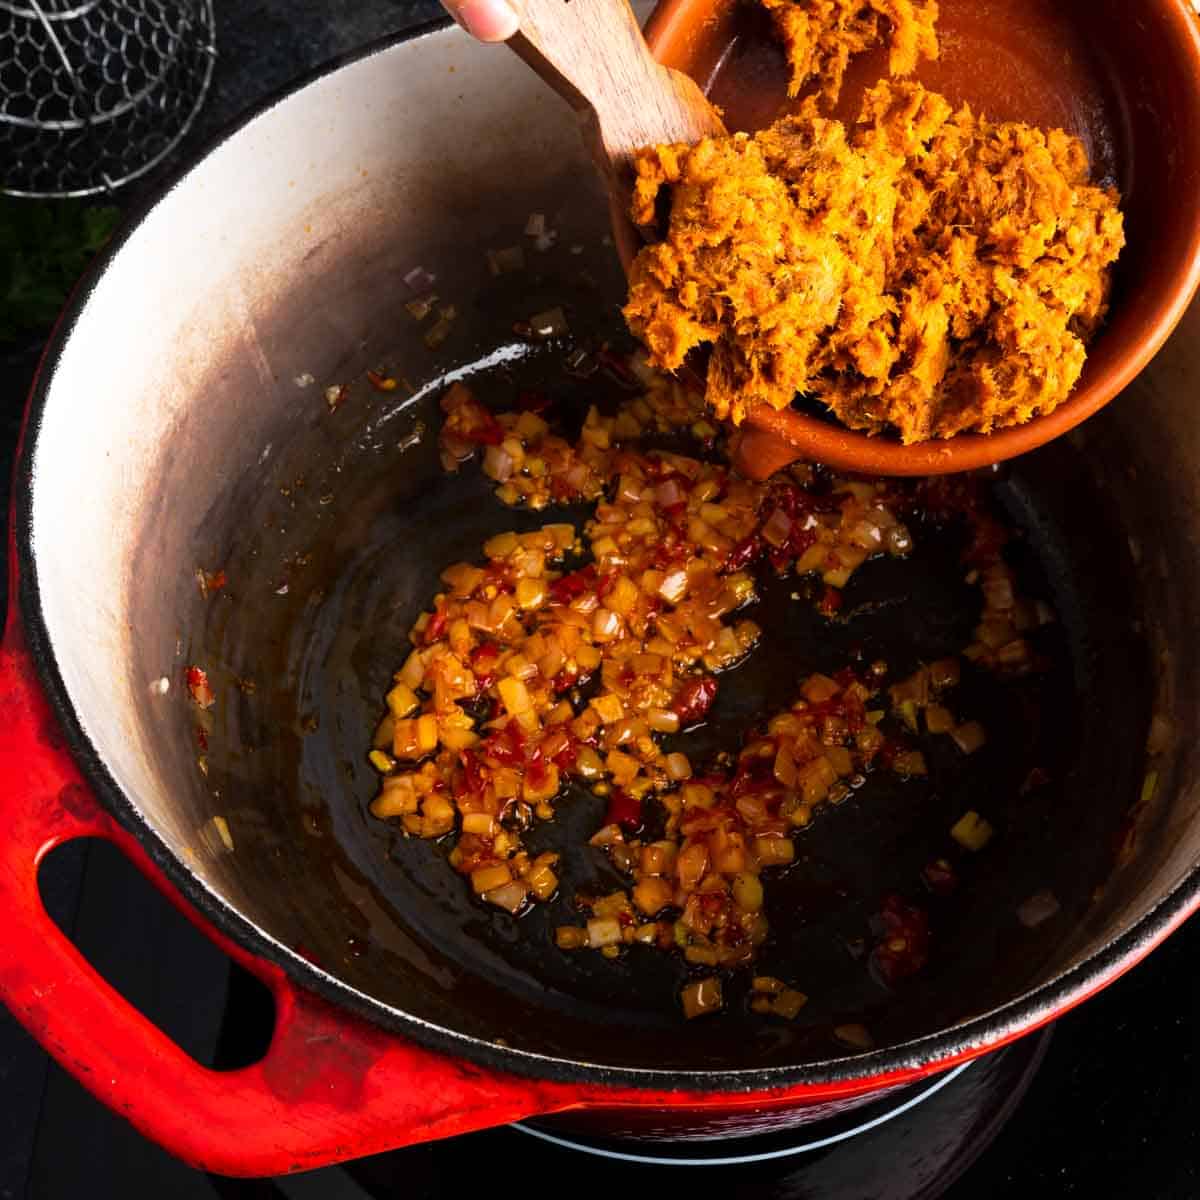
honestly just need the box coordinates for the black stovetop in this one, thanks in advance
[2,4,1198,1197]
[2,833,1198,1200]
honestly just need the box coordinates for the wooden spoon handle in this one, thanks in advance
[509,0,725,184]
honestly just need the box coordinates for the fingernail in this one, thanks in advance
[455,0,520,42]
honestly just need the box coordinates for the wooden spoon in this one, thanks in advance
[506,0,842,483]
[507,0,726,225]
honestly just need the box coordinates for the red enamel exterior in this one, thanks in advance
[1,536,1195,1175]
[0,606,935,1175]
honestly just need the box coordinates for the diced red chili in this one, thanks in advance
[366,369,397,392]
[871,894,930,984]
[549,565,597,605]
[672,675,718,725]
[730,757,776,797]
[460,749,486,796]
[767,524,819,574]
[551,736,579,771]
[818,586,843,616]
[186,666,215,709]
[1019,767,1051,795]
[469,422,504,447]
[662,501,689,530]
[421,607,449,646]
[549,478,576,503]
[526,756,549,791]
[725,534,762,572]
[652,537,688,570]
[445,391,505,446]
[770,483,804,518]
[200,568,227,595]
[921,858,958,897]
[605,788,643,834]
[482,562,512,588]
[771,480,832,519]
[470,642,500,691]
[484,720,527,766]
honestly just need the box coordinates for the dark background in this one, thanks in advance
[1,2,1198,1196]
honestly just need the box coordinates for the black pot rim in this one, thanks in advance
[13,20,1200,1095]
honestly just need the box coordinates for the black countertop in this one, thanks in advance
[176,0,446,156]
[2,4,1198,1197]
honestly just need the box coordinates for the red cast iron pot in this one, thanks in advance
[2,19,1199,1177]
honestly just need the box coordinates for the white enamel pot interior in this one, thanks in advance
[15,17,1200,1116]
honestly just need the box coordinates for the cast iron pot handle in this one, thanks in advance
[0,508,656,1174]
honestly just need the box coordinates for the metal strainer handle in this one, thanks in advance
[1,0,217,198]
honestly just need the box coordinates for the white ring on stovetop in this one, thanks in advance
[510,1061,973,1167]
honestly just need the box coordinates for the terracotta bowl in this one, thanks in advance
[624,0,1200,476]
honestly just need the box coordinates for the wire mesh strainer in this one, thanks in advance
[1,0,216,198]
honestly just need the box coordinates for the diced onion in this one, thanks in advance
[950,720,987,754]
[847,518,884,550]
[885,525,913,556]
[593,607,622,642]
[656,478,685,507]
[530,307,568,338]
[982,572,1015,610]
[761,508,793,548]
[950,810,994,851]
[928,657,961,690]
[665,752,692,780]
[833,1023,874,1050]
[587,917,623,948]
[484,881,529,913]
[483,444,515,482]
[647,708,681,734]
[498,677,532,715]
[658,570,689,604]
[403,266,436,292]
[633,877,673,916]
[731,872,763,912]
[680,977,723,1019]
[754,836,795,866]
[461,813,496,836]
[471,864,512,893]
